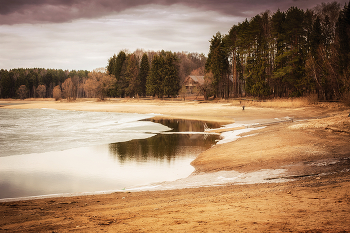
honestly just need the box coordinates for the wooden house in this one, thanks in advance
[183,76,205,95]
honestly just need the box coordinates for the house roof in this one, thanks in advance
[187,76,205,85]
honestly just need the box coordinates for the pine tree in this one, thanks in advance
[139,53,150,97]
[272,7,307,97]
[147,54,164,97]
[310,17,324,57]
[125,54,140,97]
[163,52,180,97]
[107,51,126,97]
[270,9,286,97]
[205,32,229,98]
[245,13,271,97]
[336,2,350,75]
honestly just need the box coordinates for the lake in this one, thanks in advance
[0,108,220,200]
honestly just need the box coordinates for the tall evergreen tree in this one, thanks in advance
[205,32,229,98]
[139,53,150,97]
[272,7,306,97]
[228,25,238,97]
[125,54,140,97]
[270,9,286,97]
[163,52,180,97]
[0,70,14,98]
[107,54,117,76]
[245,13,271,97]
[107,51,127,97]
[305,15,325,98]
[147,54,164,97]
[336,2,350,75]
[310,17,324,57]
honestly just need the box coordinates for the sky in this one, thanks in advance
[0,0,348,71]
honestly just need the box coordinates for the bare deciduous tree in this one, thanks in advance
[190,67,205,76]
[53,85,61,101]
[17,85,28,100]
[86,72,116,100]
[62,78,74,101]
[36,84,46,98]
[84,78,98,98]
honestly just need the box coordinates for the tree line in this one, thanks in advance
[205,1,350,101]
[0,50,206,100]
[0,68,89,99]
[107,49,206,98]
[3,1,348,102]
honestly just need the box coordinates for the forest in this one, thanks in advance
[0,1,349,102]
[0,50,206,100]
[206,1,350,101]
[0,68,89,99]
[106,49,206,98]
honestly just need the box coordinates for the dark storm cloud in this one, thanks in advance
[1,0,347,25]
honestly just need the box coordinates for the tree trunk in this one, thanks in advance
[232,51,237,98]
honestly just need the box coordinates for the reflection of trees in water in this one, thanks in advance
[109,134,219,164]
[149,119,221,132]
[109,134,178,163]
[109,119,220,163]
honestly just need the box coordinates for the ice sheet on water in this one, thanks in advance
[0,108,170,157]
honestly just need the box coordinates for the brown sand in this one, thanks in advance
[0,99,350,232]
[0,98,336,123]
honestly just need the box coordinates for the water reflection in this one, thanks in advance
[109,134,219,163]
[0,118,221,199]
[109,119,221,163]
[150,118,221,132]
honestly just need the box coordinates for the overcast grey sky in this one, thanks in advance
[0,0,348,71]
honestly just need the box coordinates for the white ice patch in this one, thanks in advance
[217,127,264,144]
[212,122,265,145]
[0,109,169,157]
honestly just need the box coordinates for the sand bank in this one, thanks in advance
[0,98,334,123]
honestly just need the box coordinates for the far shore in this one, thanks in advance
[1,98,350,232]
[0,97,340,123]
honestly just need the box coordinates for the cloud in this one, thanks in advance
[1,0,348,25]
[1,0,348,71]
[0,4,241,70]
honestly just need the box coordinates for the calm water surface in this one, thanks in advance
[0,109,220,199]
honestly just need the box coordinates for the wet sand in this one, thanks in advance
[1,99,350,232]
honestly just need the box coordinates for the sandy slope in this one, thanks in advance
[0,99,350,232]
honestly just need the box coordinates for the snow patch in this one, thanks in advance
[212,122,265,145]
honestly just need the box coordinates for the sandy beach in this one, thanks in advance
[1,98,350,232]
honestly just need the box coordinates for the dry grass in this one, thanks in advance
[236,94,319,108]
[289,111,350,132]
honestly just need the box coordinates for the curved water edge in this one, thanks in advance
[127,169,290,192]
[0,109,221,200]
[0,108,169,157]
[0,109,296,201]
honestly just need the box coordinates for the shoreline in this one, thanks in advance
[1,99,349,182]
[1,99,350,232]
[0,103,267,202]
[0,97,331,123]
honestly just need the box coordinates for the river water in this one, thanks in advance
[0,108,220,200]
